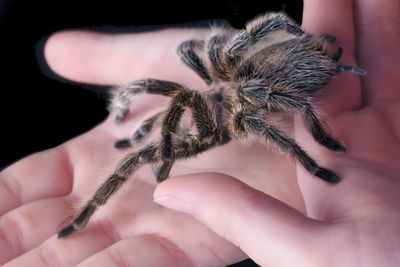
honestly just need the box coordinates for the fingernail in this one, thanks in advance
[153,195,193,214]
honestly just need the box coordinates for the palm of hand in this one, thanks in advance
[0,29,303,266]
[2,1,400,266]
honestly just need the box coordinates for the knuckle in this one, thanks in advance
[0,172,22,210]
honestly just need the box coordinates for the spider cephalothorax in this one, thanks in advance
[58,12,366,238]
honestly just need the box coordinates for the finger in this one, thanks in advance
[4,221,117,267]
[76,235,193,267]
[0,148,72,215]
[0,198,71,264]
[154,173,325,266]
[44,29,208,88]
[355,0,400,104]
[302,0,362,115]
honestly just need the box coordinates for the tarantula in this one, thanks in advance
[58,12,366,238]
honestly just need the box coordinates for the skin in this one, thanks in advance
[1,0,400,266]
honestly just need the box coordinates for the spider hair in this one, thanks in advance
[58,12,366,239]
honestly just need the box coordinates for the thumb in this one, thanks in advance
[154,173,326,267]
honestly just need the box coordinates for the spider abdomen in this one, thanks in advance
[237,35,337,100]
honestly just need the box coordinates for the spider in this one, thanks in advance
[58,12,366,238]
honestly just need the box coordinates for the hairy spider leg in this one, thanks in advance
[58,126,230,239]
[181,32,238,81]
[227,12,305,55]
[320,34,336,44]
[111,78,223,181]
[319,42,363,72]
[177,40,213,85]
[110,79,185,123]
[337,65,367,76]
[156,95,186,181]
[314,36,363,71]
[115,111,164,149]
[232,111,340,183]
[206,33,234,81]
[58,149,145,239]
[176,35,232,132]
[332,47,343,62]
[157,87,219,182]
[268,93,346,152]
[207,34,225,73]
[303,104,345,152]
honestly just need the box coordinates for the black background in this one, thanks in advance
[1,0,303,266]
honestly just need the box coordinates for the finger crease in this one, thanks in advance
[98,218,121,244]
[150,234,196,267]
[38,244,61,267]
[107,245,129,267]
[60,147,75,195]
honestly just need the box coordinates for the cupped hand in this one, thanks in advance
[0,20,301,267]
[155,1,400,266]
[2,0,399,266]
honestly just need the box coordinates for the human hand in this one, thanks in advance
[153,0,400,266]
[0,29,303,266]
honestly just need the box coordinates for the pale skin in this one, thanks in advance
[1,0,400,266]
